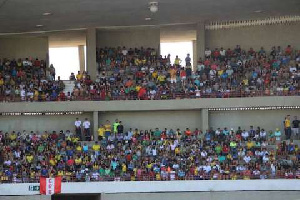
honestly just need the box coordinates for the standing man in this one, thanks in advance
[292,116,299,139]
[74,118,82,140]
[117,121,124,135]
[284,115,291,140]
[83,118,91,141]
[113,119,120,136]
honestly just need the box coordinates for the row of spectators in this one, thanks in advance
[70,45,299,101]
[0,45,299,102]
[0,119,299,183]
[0,58,65,101]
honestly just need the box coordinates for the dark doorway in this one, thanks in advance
[52,194,100,200]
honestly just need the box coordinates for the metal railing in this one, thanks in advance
[0,90,299,102]
[1,171,299,184]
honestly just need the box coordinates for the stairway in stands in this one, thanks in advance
[63,80,75,95]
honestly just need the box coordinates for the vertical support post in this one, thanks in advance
[196,22,206,61]
[93,111,99,141]
[86,28,97,80]
[192,40,197,70]
[201,108,209,132]
[78,45,85,73]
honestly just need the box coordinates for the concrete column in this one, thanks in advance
[78,45,85,73]
[93,111,99,141]
[86,28,97,80]
[201,108,209,132]
[196,22,206,61]
[192,40,197,70]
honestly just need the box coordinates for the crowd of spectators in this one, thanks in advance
[0,117,299,183]
[0,45,299,102]
[70,45,299,101]
[0,58,65,102]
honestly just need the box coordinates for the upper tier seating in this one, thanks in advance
[72,45,299,101]
[0,45,299,102]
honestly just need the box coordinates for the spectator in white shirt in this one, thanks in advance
[220,47,226,59]
[243,155,251,164]
[83,118,91,141]
[241,130,249,141]
[74,118,82,139]
[121,47,128,56]
[205,48,211,58]
[260,129,267,141]
[106,143,115,151]
[20,89,26,101]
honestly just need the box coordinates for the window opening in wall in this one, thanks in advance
[49,47,80,80]
[160,41,193,68]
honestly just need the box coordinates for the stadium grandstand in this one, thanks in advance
[0,0,299,200]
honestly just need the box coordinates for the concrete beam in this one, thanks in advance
[0,96,299,113]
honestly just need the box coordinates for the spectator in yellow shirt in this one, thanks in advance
[9,131,17,141]
[98,125,105,140]
[284,115,291,139]
[26,154,34,163]
[104,120,111,139]
[76,71,83,80]
[92,141,101,156]
[157,74,166,84]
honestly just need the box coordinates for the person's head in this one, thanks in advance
[85,118,88,121]
[294,116,298,120]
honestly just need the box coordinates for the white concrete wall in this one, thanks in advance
[209,110,300,133]
[0,196,50,200]
[97,27,160,50]
[102,191,300,200]
[160,24,196,42]
[0,113,92,133]
[99,110,202,131]
[0,97,299,112]
[0,36,48,60]
[0,180,299,196]
[48,30,86,48]
[206,22,300,51]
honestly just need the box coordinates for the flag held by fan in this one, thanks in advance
[40,177,62,195]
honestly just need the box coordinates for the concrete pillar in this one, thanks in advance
[192,40,197,70]
[86,28,97,80]
[196,22,206,61]
[78,45,85,73]
[93,111,99,141]
[201,108,209,132]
